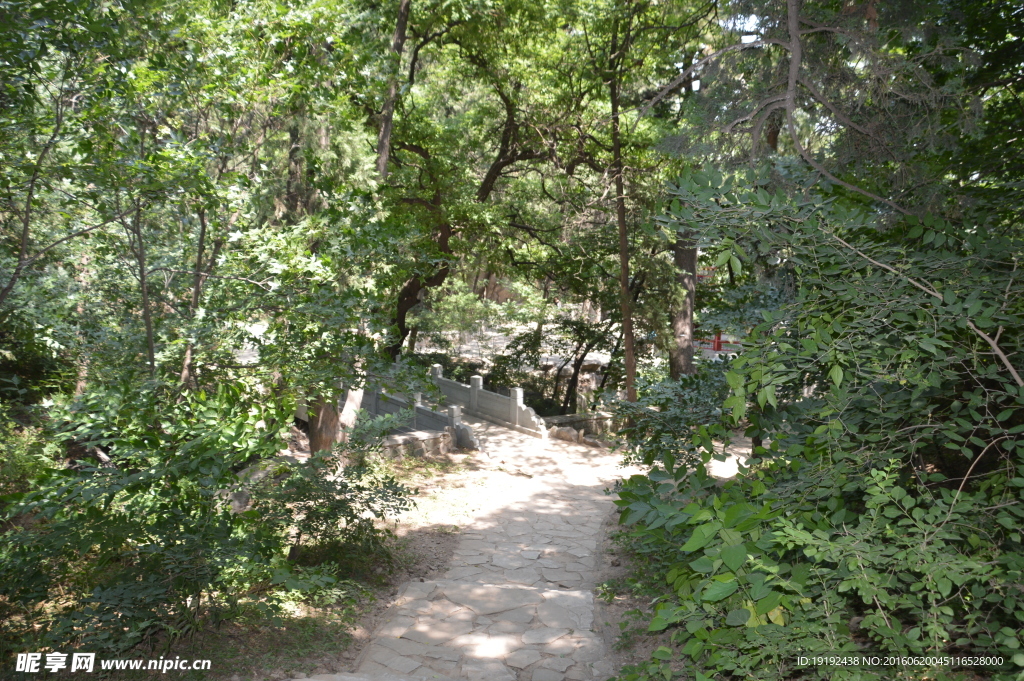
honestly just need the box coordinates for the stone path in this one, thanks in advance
[288,416,633,681]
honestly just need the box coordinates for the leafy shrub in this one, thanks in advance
[611,172,1024,681]
[0,403,56,497]
[411,352,487,385]
[613,364,728,467]
[0,380,411,658]
[256,422,414,577]
[616,440,1024,681]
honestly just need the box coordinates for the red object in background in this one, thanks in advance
[696,331,743,352]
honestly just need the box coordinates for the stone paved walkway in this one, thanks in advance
[289,416,632,681]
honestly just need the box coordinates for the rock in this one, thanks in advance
[533,669,564,681]
[550,426,579,443]
[537,602,578,629]
[464,661,516,681]
[543,658,576,672]
[377,615,416,638]
[442,583,544,615]
[378,637,431,656]
[401,619,474,644]
[506,649,543,669]
[522,627,570,645]
[579,436,604,448]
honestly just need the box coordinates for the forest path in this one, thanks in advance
[288,416,634,681]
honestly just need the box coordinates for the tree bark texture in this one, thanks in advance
[668,236,697,379]
[376,0,412,181]
[308,394,341,454]
[130,203,156,377]
[180,209,209,388]
[609,21,637,402]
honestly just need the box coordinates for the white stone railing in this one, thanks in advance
[359,390,480,450]
[429,364,548,439]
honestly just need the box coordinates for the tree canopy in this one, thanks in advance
[2,0,1023,676]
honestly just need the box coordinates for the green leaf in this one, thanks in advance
[648,617,668,632]
[720,543,747,572]
[681,522,721,552]
[726,607,752,626]
[702,577,739,602]
[829,365,844,387]
[652,646,672,660]
[755,590,783,615]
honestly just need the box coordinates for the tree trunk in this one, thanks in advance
[376,0,412,180]
[131,203,156,377]
[609,24,637,402]
[387,224,451,359]
[338,386,364,440]
[560,336,603,415]
[180,209,209,389]
[308,394,341,454]
[668,236,697,379]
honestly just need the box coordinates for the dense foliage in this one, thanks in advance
[607,0,1024,677]
[1,0,1021,675]
[614,174,1024,679]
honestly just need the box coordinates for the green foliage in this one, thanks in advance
[488,328,543,390]
[412,278,501,341]
[614,365,728,467]
[0,403,56,496]
[0,382,409,656]
[616,438,1024,680]
[612,168,1024,681]
[256,426,413,576]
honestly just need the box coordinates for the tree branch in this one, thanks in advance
[637,39,790,124]
[828,232,1024,387]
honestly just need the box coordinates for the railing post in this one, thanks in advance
[448,404,462,428]
[470,375,482,414]
[510,387,523,427]
[430,364,443,380]
[412,393,422,429]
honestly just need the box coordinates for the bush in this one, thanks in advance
[0,381,411,659]
[0,403,56,497]
[611,174,1024,681]
[613,364,729,467]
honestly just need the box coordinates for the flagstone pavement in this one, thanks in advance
[286,415,636,681]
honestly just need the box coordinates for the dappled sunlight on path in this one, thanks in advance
[287,417,639,681]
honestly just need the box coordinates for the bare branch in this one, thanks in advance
[636,39,790,124]
[797,77,873,137]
